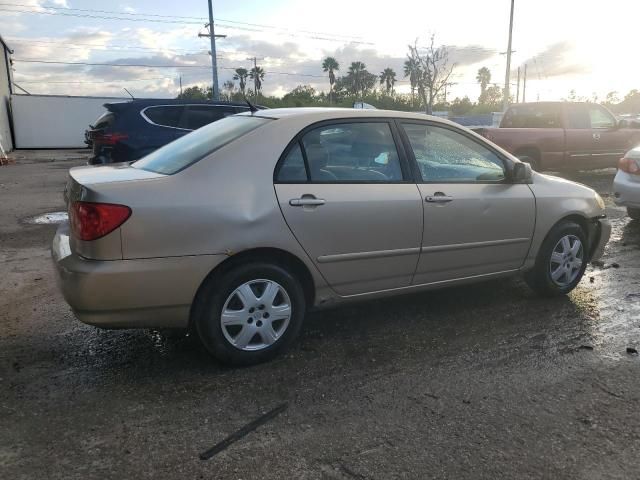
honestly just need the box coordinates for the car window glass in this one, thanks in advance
[301,122,403,183]
[402,123,506,182]
[501,104,560,128]
[133,116,271,174]
[183,106,227,130]
[566,104,590,129]
[589,106,615,129]
[276,143,308,182]
[144,106,184,128]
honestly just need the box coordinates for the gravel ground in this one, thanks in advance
[1,155,639,480]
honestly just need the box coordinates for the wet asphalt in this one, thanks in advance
[1,156,639,479]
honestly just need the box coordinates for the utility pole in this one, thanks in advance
[197,0,227,101]
[522,63,527,102]
[179,74,183,96]
[515,67,520,103]
[502,0,515,111]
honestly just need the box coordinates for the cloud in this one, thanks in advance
[517,41,590,78]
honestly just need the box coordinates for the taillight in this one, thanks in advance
[618,157,640,174]
[94,132,128,146]
[70,201,131,241]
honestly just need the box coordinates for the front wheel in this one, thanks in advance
[193,263,306,366]
[524,221,588,296]
[628,207,640,220]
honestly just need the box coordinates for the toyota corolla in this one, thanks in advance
[52,108,611,365]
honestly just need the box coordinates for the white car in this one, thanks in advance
[613,146,640,219]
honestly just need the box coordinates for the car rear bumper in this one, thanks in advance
[52,222,226,329]
[613,170,640,209]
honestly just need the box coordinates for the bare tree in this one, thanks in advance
[407,35,455,114]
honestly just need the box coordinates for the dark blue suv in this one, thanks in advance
[86,99,253,164]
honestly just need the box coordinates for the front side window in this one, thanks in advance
[402,123,506,182]
[143,106,184,128]
[298,122,403,182]
[133,116,271,174]
[588,105,616,129]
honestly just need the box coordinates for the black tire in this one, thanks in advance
[628,207,640,220]
[193,262,306,366]
[516,155,540,172]
[524,221,588,296]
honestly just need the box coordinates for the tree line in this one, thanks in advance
[177,36,640,115]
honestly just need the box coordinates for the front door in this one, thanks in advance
[274,121,423,296]
[399,121,536,285]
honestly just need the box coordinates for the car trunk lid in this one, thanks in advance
[64,164,166,260]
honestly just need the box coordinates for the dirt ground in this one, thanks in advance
[1,153,639,479]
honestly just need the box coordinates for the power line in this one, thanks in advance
[0,2,207,19]
[0,7,203,24]
[13,58,327,78]
[0,4,369,43]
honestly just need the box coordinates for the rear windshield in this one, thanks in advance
[133,115,271,174]
[501,104,561,128]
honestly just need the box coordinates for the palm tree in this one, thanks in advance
[322,57,339,104]
[249,66,265,99]
[403,58,420,107]
[222,80,235,101]
[476,67,491,103]
[379,68,397,96]
[233,68,249,96]
[347,61,367,99]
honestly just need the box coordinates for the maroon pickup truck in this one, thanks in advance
[474,102,640,170]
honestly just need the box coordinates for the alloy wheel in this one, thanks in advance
[220,279,292,351]
[549,234,584,287]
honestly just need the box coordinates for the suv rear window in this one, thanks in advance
[133,115,271,174]
[501,104,561,128]
[143,105,185,128]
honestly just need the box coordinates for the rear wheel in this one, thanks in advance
[525,221,588,296]
[194,262,306,365]
[628,207,640,220]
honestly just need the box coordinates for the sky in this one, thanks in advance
[3,0,639,103]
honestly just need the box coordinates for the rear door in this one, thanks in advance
[274,120,424,296]
[563,103,597,168]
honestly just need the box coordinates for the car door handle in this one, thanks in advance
[425,195,453,203]
[289,197,326,207]
[593,133,601,140]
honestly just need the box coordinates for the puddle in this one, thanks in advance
[23,211,68,225]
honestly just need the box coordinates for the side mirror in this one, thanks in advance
[617,119,629,129]
[512,162,532,182]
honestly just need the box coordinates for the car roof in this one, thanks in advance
[104,98,252,109]
[246,107,455,124]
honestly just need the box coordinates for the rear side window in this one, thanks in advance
[133,116,271,174]
[566,104,590,129]
[501,104,561,128]
[143,106,184,128]
[182,106,229,130]
[277,144,307,182]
